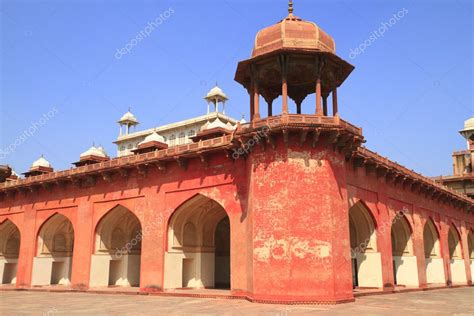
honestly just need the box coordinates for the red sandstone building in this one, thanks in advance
[0,3,473,304]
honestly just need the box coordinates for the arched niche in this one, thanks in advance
[165,194,230,290]
[90,205,142,288]
[391,214,419,287]
[448,224,467,284]
[423,218,445,284]
[32,214,74,286]
[348,201,382,289]
[0,220,21,284]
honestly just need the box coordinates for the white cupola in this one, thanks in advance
[204,85,229,115]
[118,108,139,136]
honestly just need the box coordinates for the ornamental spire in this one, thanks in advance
[288,0,294,15]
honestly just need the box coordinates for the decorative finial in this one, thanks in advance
[241,113,245,119]
[288,0,294,15]
[215,81,218,87]
[128,106,131,112]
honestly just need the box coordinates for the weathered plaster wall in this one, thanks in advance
[0,137,472,304]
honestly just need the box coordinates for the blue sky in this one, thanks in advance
[1,0,472,177]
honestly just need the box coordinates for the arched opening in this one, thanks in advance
[423,219,445,284]
[468,230,474,281]
[448,225,467,284]
[32,214,74,286]
[391,215,419,287]
[0,220,20,285]
[89,206,142,288]
[348,201,382,289]
[164,194,230,290]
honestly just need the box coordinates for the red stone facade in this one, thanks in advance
[0,5,473,305]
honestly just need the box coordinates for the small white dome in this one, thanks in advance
[240,116,247,124]
[205,85,228,100]
[97,146,107,156]
[32,156,51,169]
[119,110,139,124]
[139,131,165,145]
[463,117,474,131]
[206,118,231,130]
[80,145,108,158]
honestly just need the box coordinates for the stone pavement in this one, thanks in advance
[0,287,473,315]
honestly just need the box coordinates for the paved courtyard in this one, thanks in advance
[0,287,473,315]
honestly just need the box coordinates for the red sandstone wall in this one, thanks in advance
[0,137,472,303]
[346,164,474,287]
[246,136,353,303]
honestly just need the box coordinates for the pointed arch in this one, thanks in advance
[391,213,419,286]
[349,201,377,252]
[423,218,440,258]
[423,217,446,284]
[448,224,467,284]
[0,219,20,258]
[94,205,142,254]
[391,214,413,256]
[348,200,383,289]
[165,193,230,289]
[32,213,74,286]
[0,220,21,285]
[167,193,229,251]
[448,224,462,259]
[90,205,142,288]
[36,213,74,257]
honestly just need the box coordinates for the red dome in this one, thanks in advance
[251,13,336,58]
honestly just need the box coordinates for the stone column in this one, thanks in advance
[14,207,36,288]
[376,194,396,289]
[332,89,339,116]
[70,200,94,289]
[412,209,428,288]
[282,75,288,115]
[253,82,260,121]
[296,100,302,114]
[315,77,323,115]
[249,88,255,121]
[267,99,273,117]
[323,96,328,116]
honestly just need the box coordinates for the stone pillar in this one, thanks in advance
[412,210,428,288]
[460,223,473,284]
[253,82,260,121]
[323,96,328,116]
[375,195,396,289]
[332,89,339,116]
[282,76,288,115]
[296,100,302,115]
[267,100,273,117]
[249,89,255,122]
[14,208,36,288]
[70,201,94,289]
[315,77,323,115]
[439,218,452,285]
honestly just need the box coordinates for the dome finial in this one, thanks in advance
[288,0,294,15]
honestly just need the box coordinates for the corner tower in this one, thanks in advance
[234,1,361,304]
[235,0,353,119]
